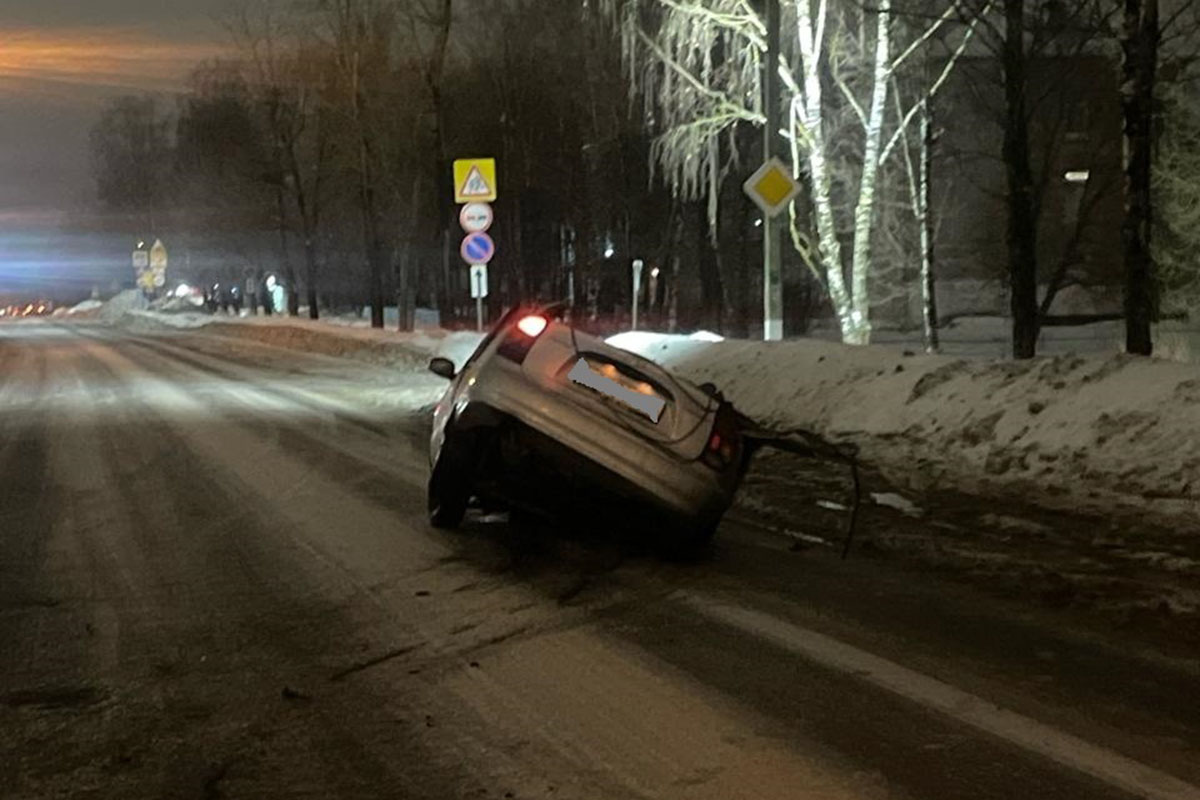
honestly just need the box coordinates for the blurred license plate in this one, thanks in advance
[568,358,666,423]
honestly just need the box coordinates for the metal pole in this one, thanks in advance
[763,0,784,341]
[474,270,484,331]
[632,259,643,331]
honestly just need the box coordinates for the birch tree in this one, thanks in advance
[600,0,981,344]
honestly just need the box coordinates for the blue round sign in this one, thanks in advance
[460,232,495,264]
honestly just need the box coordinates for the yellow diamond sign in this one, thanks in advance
[743,157,800,218]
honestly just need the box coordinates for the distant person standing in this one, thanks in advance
[268,276,285,317]
[260,278,275,315]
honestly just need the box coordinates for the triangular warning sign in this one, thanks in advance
[459,166,492,198]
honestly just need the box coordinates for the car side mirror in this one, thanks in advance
[428,357,457,380]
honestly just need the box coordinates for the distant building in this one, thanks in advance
[906,54,1125,326]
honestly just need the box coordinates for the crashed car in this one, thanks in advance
[426,304,746,549]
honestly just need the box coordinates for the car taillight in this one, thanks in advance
[497,314,549,363]
[517,315,547,337]
[702,403,740,471]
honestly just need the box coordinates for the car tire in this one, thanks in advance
[428,443,471,529]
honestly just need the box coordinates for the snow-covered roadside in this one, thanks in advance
[117,310,484,371]
[112,307,1200,529]
[609,332,1200,530]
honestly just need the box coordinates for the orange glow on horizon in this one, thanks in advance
[0,27,227,93]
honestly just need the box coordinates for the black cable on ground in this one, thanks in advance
[736,413,864,560]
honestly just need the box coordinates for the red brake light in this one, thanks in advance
[516,315,548,337]
[702,405,740,471]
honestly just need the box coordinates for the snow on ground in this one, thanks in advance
[608,331,1200,529]
[104,301,1200,528]
[97,290,147,321]
[117,309,484,371]
[67,299,103,315]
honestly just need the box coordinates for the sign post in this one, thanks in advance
[133,242,154,299]
[460,232,495,266]
[469,264,489,331]
[453,159,497,204]
[459,202,493,233]
[631,259,644,331]
[743,156,799,341]
[455,158,498,330]
[149,239,168,290]
[745,0,788,341]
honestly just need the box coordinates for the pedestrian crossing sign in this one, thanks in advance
[454,158,497,203]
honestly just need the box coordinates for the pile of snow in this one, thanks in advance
[150,294,206,313]
[98,290,145,321]
[67,299,104,315]
[610,333,1200,529]
[122,311,211,330]
[117,310,484,370]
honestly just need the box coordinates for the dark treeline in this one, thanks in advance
[87,0,1200,355]
[87,0,819,335]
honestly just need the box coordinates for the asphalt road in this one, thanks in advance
[2,321,1198,800]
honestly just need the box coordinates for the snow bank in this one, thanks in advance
[66,299,103,316]
[98,290,145,321]
[118,310,483,370]
[610,332,1200,529]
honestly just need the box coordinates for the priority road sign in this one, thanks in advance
[453,158,497,203]
[459,202,493,233]
[460,231,496,265]
[743,156,801,218]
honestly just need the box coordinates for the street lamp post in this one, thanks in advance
[631,259,644,331]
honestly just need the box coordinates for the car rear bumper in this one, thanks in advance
[485,417,737,527]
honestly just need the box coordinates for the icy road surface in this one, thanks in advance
[2,321,1199,800]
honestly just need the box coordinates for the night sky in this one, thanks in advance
[0,1,229,297]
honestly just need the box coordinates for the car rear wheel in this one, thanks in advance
[428,443,471,529]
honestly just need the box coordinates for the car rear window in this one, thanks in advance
[570,352,674,415]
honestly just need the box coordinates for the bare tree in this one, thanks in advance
[228,1,336,318]
[319,0,400,328]
[600,0,980,344]
[1119,0,1159,354]
[89,96,174,236]
[398,0,454,322]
